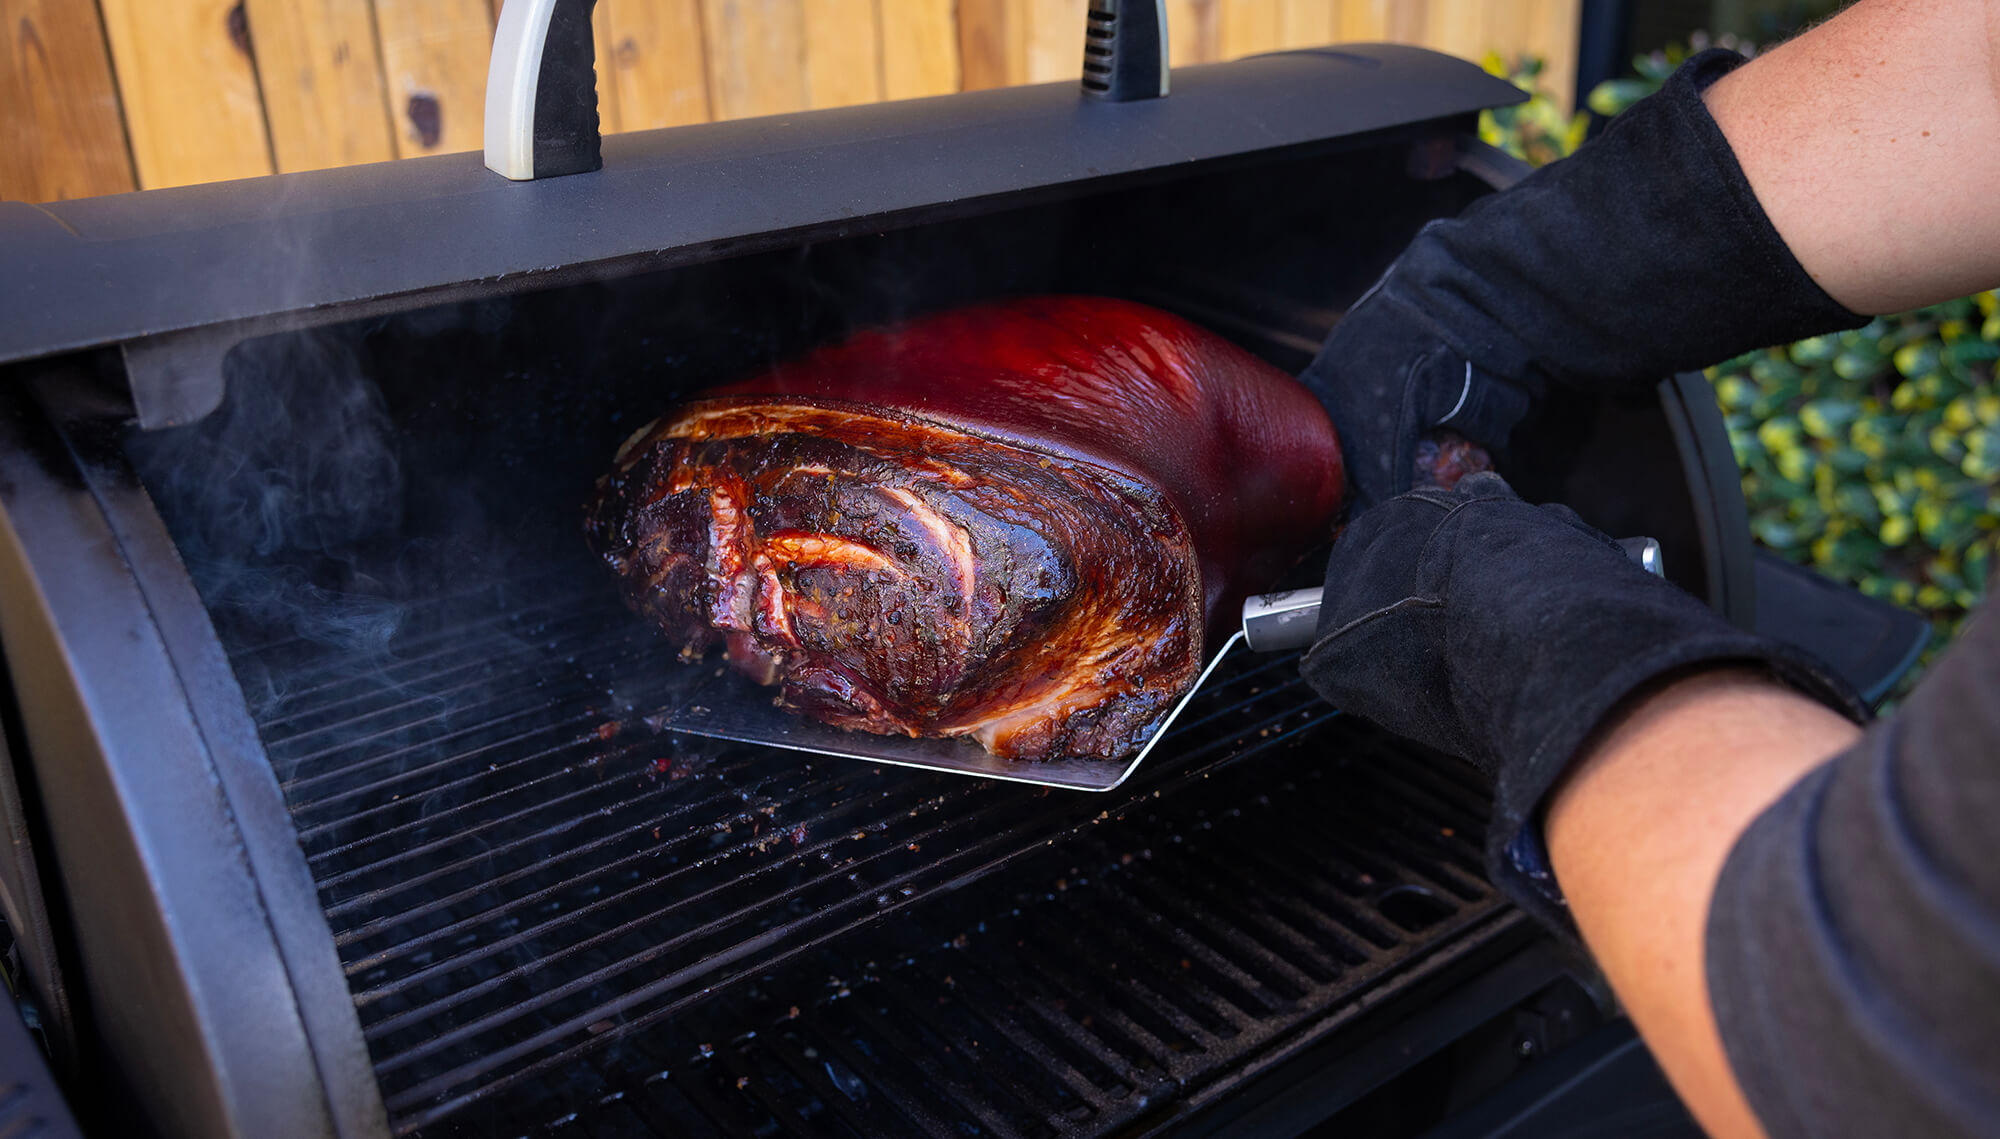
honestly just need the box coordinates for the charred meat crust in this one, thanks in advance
[589,399,1203,760]
[587,296,1344,762]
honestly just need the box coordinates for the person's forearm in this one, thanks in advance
[1544,670,1860,1139]
[1704,0,2000,314]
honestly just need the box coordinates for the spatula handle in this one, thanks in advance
[1243,535,1663,653]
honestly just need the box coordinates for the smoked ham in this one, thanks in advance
[587,296,1344,760]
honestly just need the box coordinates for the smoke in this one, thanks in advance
[126,330,409,710]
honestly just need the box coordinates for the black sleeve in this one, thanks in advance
[1706,596,2000,1138]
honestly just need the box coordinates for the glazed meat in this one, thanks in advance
[587,296,1344,760]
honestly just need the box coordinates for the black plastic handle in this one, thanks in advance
[1083,0,1169,101]
[485,0,602,180]
[534,0,603,177]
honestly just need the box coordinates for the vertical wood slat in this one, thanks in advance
[1278,0,1335,48]
[954,0,1016,90]
[374,0,493,156]
[801,0,880,108]
[98,0,274,189]
[1331,0,1383,40]
[1021,0,1081,83]
[241,0,396,172]
[1417,0,1490,69]
[1164,0,1218,65]
[1331,0,1426,42]
[1525,0,1580,112]
[700,0,806,119]
[592,0,621,131]
[878,0,956,99]
[604,0,712,130]
[41,0,1585,203]
[1218,0,1280,59]
[0,0,136,200]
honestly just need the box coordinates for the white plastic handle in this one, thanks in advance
[485,0,560,180]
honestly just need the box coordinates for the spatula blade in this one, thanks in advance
[658,631,1248,791]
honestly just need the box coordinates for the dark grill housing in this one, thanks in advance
[0,43,1770,1139]
[130,141,1591,1135]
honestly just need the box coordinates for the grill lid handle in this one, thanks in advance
[484,0,1164,178]
[485,0,603,181]
[1083,0,1169,100]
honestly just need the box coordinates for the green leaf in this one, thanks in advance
[1586,78,1655,117]
[1715,374,1757,413]
[1947,339,2000,367]
[1931,425,1968,462]
[1758,417,1801,452]
[1753,517,1799,549]
[1800,399,1860,441]
[1895,342,1939,377]
[1872,484,1907,517]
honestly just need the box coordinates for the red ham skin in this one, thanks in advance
[588,296,1344,760]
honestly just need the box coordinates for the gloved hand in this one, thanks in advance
[1301,473,1867,928]
[1301,49,1866,511]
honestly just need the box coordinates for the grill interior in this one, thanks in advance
[120,138,1532,1135]
[245,572,1511,1136]
[408,718,1518,1139]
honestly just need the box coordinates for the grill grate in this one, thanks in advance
[224,571,1506,1134]
[401,712,1514,1138]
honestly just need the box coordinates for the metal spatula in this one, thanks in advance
[658,538,1662,792]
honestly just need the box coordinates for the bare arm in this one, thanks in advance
[1545,674,1858,1139]
[1539,5,2000,1134]
[1705,0,2000,314]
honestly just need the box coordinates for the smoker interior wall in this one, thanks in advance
[124,139,1473,640]
[124,130,1711,697]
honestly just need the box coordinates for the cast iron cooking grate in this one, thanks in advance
[401,713,1515,1138]
[228,569,1503,1134]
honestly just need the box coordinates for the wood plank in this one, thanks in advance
[878,0,957,99]
[374,0,493,157]
[1022,0,1083,83]
[241,0,395,172]
[1381,0,1426,42]
[1219,0,1281,58]
[592,0,622,131]
[1164,0,1218,65]
[1419,0,1489,63]
[699,0,807,119]
[98,0,274,188]
[605,0,711,129]
[1526,0,1580,112]
[1332,0,1385,40]
[0,0,136,201]
[954,0,1019,89]
[1279,0,1334,48]
[801,0,880,108]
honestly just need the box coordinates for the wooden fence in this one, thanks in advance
[1,0,1578,204]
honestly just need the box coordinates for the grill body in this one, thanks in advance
[0,46,1750,1139]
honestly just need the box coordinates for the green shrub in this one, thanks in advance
[1720,296,2000,664]
[1479,42,2000,688]
[1475,54,1588,166]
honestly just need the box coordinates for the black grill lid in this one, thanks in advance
[0,45,1521,416]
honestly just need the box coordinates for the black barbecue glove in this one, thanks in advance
[1299,48,1867,511]
[1300,472,1867,931]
